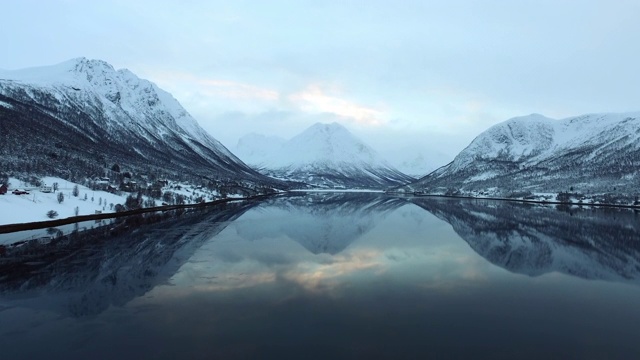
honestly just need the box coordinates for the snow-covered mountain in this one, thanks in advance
[0,58,278,186]
[235,122,415,189]
[398,112,640,196]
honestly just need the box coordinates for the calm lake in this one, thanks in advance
[1,193,640,359]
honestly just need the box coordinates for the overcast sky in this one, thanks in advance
[2,0,640,168]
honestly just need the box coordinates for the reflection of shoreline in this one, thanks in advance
[0,201,257,317]
[403,193,640,210]
[410,197,640,284]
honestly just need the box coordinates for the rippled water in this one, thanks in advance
[1,193,640,359]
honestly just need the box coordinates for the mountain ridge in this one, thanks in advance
[0,58,281,189]
[397,111,640,198]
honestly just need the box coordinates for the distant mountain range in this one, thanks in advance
[4,58,639,196]
[398,112,640,198]
[235,122,415,189]
[0,58,279,187]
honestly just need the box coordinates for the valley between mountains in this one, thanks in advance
[2,57,640,226]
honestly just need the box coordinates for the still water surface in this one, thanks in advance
[1,193,640,359]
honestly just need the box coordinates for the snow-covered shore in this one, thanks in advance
[0,176,232,245]
[1,177,129,226]
[0,176,223,227]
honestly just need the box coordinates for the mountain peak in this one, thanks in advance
[307,122,347,133]
[504,113,554,124]
[400,110,640,195]
[66,57,116,74]
[0,58,276,184]
[234,122,414,188]
[0,57,120,86]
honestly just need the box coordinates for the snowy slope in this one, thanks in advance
[0,58,275,184]
[235,122,415,189]
[399,112,640,195]
[0,177,131,229]
[1,58,217,149]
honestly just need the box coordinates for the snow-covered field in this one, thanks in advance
[0,176,222,227]
[0,176,228,245]
[1,177,129,226]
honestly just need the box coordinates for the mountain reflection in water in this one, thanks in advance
[411,197,640,284]
[1,193,640,359]
[0,201,257,317]
[234,192,405,254]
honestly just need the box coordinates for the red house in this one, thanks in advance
[0,184,7,195]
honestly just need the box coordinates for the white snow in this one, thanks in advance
[0,177,235,246]
[0,57,242,164]
[0,177,222,228]
[0,177,128,227]
[236,122,391,169]
[466,171,500,182]
[453,112,640,170]
[234,122,413,187]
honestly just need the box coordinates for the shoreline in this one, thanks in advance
[401,193,640,210]
[0,194,276,234]
[4,190,638,235]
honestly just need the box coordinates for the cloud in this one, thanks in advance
[196,79,279,101]
[289,84,384,126]
[154,71,280,101]
[281,249,384,295]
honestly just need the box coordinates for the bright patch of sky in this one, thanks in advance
[2,0,640,169]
